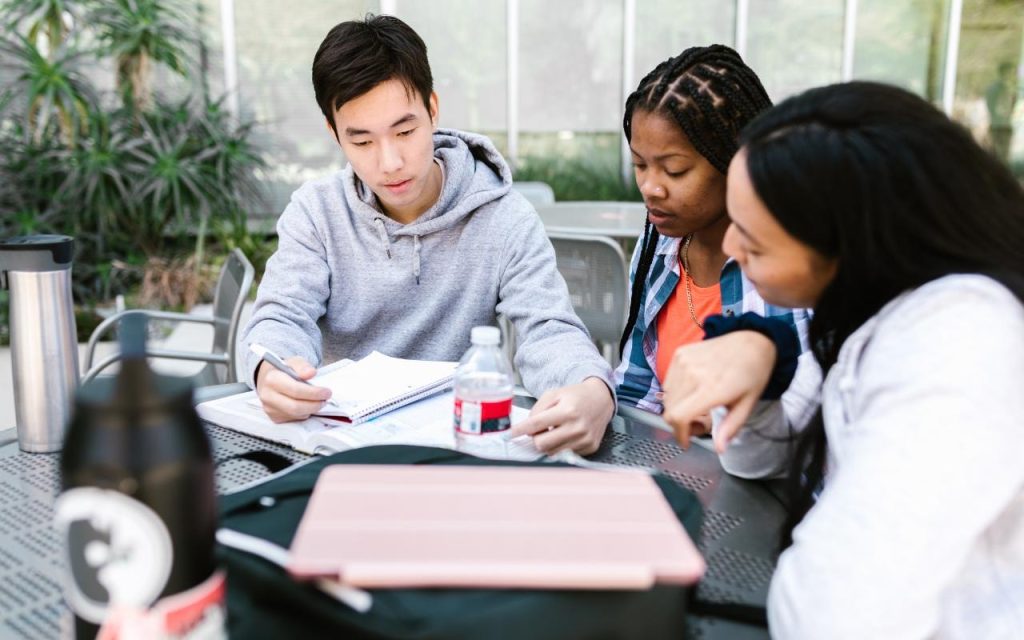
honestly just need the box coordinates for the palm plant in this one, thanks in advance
[119,99,264,261]
[54,108,137,254]
[0,120,66,232]
[0,35,93,144]
[0,0,266,339]
[125,102,218,254]
[87,0,195,112]
[1,0,80,52]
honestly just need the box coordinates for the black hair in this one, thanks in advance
[738,81,1024,548]
[619,44,772,355]
[312,14,433,135]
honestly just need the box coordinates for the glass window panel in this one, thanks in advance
[634,0,736,84]
[233,1,377,214]
[196,0,226,102]
[952,0,1024,169]
[745,0,845,101]
[516,1,623,187]
[519,0,623,133]
[149,2,211,103]
[853,0,950,103]
[394,1,507,139]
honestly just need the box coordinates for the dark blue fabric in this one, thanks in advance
[703,312,801,400]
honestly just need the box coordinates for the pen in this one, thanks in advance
[250,343,337,407]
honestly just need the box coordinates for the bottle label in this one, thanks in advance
[54,487,173,624]
[454,397,512,434]
[96,570,227,639]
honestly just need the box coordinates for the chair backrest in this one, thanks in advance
[511,181,555,207]
[547,233,628,364]
[202,248,255,385]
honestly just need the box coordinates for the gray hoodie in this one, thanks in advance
[241,128,613,397]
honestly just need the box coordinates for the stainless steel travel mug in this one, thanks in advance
[0,235,79,452]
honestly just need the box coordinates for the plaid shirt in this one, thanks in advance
[614,234,813,413]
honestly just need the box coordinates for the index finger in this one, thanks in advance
[268,369,332,402]
[662,390,719,437]
[284,356,317,379]
[509,402,572,437]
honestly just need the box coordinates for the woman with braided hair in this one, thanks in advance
[614,45,812,422]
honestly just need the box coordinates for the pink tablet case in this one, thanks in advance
[287,465,706,590]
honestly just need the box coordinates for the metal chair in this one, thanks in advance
[547,232,628,366]
[81,248,255,386]
[511,181,555,207]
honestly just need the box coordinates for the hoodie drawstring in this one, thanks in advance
[412,235,421,285]
[372,217,392,259]
[373,217,422,283]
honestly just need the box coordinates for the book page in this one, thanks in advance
[197,390,332,454]
[311,352,457,419]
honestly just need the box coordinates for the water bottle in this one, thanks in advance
[454,326,514,449]
[0,235,79,452]
[55,315,224,639]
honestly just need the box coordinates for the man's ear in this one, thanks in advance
[429,91,439,129]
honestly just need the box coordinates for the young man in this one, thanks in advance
[241,15,615,454]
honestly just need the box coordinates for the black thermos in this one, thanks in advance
[56,315,223,638]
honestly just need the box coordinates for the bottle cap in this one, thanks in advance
[470,326,501,346]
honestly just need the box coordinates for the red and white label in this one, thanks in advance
[96,570,227,640]
[454,397,512,435]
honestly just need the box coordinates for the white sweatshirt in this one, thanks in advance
[718,274,1024,639]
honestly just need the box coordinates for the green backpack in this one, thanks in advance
[217,445,704,639]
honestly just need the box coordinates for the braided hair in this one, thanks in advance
[619,45,772,355]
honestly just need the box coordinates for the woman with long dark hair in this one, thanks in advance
[662,81,1024,637]
[614,44,812,421]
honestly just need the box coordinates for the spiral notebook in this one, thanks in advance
[296,351,457,424]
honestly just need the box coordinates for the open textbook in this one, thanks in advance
[196,355,540,461]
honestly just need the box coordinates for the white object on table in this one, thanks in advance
[536,201,648,239]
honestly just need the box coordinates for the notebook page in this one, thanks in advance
[311,352,456,418]
[313,393,457,453]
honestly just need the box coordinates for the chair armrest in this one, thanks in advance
[193,382,251,405]
[81,349,229,385]
[84,309,218,370]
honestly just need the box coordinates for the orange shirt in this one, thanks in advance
[655,259,722,384]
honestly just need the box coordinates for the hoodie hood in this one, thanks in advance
[346,128,513,238]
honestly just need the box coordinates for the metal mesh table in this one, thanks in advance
[0,410,783,639]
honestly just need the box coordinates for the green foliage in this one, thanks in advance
[515,154,641,202]
[1,0,80,47]
[211,214,277,290]
[89,0,196,111]
[0,0,267,347]
[511,131,641,202]
[0,35,93,144]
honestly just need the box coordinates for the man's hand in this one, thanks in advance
[508,377,615,455]
[662,331,776,452]
[255,356,333,423]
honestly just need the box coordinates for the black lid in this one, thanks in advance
[0,235,74,271]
